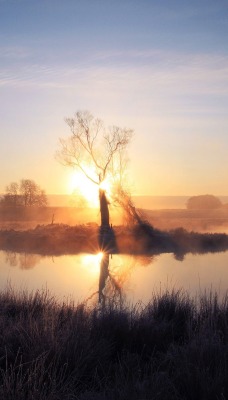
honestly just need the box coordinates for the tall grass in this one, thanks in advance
[0,286,228,399]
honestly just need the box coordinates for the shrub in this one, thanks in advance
[186,195,222,210]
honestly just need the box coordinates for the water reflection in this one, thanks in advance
[1,250,228,304]
[99,252,110,303]
[80,252,133,306]
[97,252,156,306]
[5,251,42,269]
[2,249,155,305]
[98,253,123,305]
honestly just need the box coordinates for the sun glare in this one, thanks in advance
[81,252,103,275]
[97,252,104,261]
[68,171,99,207]
[99,178,111,194]
[68,170,112,207]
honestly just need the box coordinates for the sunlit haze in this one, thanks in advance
[1,0,228,197]
[68,170,112,207]
[68,170,99,207]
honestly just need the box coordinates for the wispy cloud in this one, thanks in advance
[0,45,32,59]
[0,50,227,112]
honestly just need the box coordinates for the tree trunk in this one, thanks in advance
[99,188,110,227]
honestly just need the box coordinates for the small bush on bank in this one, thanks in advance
[0,287,228,399]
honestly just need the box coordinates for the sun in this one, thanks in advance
[67,170,112,208]
[99,178,111,193]
[68,170,99,207]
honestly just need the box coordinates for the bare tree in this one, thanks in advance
[1,179,47,207]
[57,110,133,227]
[3,182,19,207]
[20,179,48,207]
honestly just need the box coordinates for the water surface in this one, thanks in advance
[1,250,228,304]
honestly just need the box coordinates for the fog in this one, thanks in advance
[2,202,228,234]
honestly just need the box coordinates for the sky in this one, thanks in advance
[0,0,228,197]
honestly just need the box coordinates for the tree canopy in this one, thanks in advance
[57,110,133,187]
[57,110,133,227]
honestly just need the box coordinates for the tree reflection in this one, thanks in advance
[98,252,109,303]
[5,251,17,267]
[98,252,122,306]
[97,252,155,307]
[5,251,42,269]
[4,249,155,306]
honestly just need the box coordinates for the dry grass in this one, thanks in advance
[0,286,228,399]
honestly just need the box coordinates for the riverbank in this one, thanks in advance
[0,223,228,257]
[0,286,227,399]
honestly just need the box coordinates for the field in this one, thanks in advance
[1,205,228,233]
[143,208,228,233]
[0,206,100,230]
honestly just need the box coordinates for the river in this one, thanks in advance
[1,250,228,304]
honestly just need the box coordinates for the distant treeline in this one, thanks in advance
[0,179,47,207]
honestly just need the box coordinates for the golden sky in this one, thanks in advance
[1,0,228,196]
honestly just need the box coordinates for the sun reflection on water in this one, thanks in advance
[81,252,103,275]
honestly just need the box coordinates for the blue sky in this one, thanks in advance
[0,0,228,196]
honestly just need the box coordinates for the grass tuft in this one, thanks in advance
[0,287,228,399]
